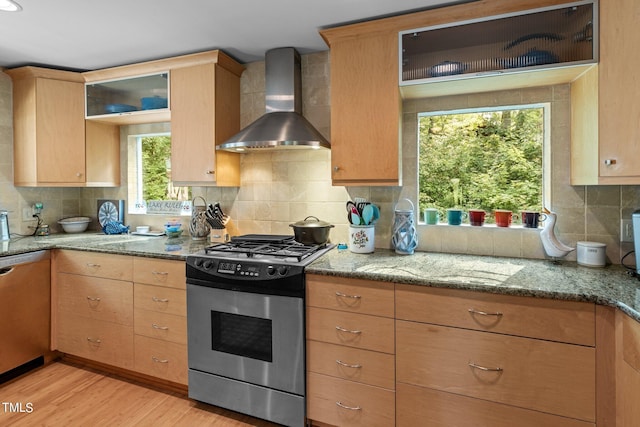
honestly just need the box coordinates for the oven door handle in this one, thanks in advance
[335,325,362,335]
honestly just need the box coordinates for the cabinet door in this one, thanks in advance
[170,63,240,186]
[36,78,86,184]
[85,121,120,186]
[598,0,640,180]
[328,31,401,186]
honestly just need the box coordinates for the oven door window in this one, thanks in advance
[211,311,273,362]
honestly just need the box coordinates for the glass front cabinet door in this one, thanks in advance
[400,0,597,86]
[85,72,170,124]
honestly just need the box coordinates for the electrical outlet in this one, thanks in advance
[22,207,35,221]
[621,219,634,243]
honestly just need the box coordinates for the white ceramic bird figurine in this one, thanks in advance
[540,208,575,259]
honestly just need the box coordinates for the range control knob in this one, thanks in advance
[203,261,213,270]
[267,265,276,276]
[194,259,203,267]
[278,265,288,276]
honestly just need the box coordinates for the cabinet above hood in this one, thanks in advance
[217,47,330,152]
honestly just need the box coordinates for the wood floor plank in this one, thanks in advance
[0,361,279,427]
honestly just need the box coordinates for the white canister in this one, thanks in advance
[576,241,607,267]
[349,225,375,253]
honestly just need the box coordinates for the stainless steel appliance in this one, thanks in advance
[0,251,50,382]
[0,210,10,241]
[186,235,334,427]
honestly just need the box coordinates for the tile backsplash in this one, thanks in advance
[1,53,638,265]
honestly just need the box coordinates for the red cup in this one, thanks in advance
[495,209,514,227]
[468,209,486,226]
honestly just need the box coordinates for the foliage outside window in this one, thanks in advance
[128,133,191,215]
[418,106,544,223]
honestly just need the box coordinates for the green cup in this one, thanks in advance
[424,208,439,225]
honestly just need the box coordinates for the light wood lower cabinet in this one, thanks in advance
[396,320,595,422]
[54,251,187,386]
[306,274,395,427]
[616,311,640,425]
[397,383,593,427]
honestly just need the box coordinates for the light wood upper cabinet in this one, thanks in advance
[170,55,243,186]
[320,28,401,186]
[7,67,86,186]
[572,0,640,184]
[7,67,120,187]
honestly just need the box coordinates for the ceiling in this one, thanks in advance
[0,0,470,71]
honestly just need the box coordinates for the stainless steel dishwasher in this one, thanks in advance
[0,250,51,382]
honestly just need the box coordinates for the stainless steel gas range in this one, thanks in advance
[185,234,335,427]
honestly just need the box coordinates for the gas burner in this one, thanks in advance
[204,235,325,262]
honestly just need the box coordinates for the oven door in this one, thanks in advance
[187,283,305,395]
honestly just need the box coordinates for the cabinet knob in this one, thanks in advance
[603,159,617,166]
[76,172,83,177]
[333,166,340,172]
[206,170,215,175]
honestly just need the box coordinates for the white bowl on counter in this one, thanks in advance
[58,217,91,233]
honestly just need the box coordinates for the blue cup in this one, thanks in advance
[447,209,466,225]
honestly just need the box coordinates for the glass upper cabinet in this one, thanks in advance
[85,72,170,123]
[400,0,597,85]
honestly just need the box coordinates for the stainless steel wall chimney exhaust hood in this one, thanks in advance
[217,47,330,152]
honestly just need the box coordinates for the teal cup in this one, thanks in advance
[424,208,439,225]
[447,208,466,225]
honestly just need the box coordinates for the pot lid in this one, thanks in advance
[289,216,334,228]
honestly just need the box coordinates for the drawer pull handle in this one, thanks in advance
[86,263,101,267]
[468,308,503,317]
[336,401,361,411]
[86,296,101,302]
[152,271,169,276]
[335,291,361,300]
[0,267,14,276]
[152,297,169,303]
[86,337,102,344]
[152,356,169,364]
[152,323,169,330]
[336,359,362,369]
[335,325,362,335]
[468,362,503,372]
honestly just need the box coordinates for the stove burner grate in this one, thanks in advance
[204,239,326,262]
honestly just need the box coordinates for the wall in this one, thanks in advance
[1,54,638,265]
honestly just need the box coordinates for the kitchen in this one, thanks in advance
[1,0,640,426]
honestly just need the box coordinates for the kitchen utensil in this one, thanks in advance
[140,96,168,110]
[428,61,466,77]
[503,32,564,50]
[58,217,91,233]
[289,216,334,245]
[350,210,361,226]
[362,204,374,225]
[501,49,559,68]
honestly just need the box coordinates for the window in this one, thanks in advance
[127,132,191,215]
[418,105,546,223]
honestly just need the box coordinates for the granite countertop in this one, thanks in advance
[3,233,640,322]
[306,248,640,322]
[0,232,209,260]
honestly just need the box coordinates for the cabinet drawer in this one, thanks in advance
[397,383,594,427]
[307,307,394,354]
[396,320,595,422]
[57,312,133,369]
[56,250,133,281]
[307,340,395,389]
[134,308,186,345]
[307,274,394,317]
[58,273,133,326]
[134,283,186,317]
[133,257,185,289]
[134,335,187,385]
[396,284,595,346]
[307,372,395,427]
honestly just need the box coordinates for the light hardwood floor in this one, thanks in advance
[0,361,280,426]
